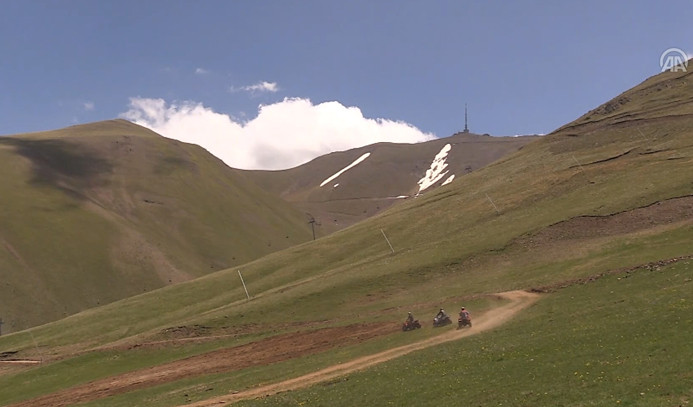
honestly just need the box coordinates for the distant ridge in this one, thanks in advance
[245,132,538,235]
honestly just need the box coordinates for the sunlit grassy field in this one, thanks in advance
[234,259,692,407]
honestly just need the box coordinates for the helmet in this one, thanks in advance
[408,312,412,315]
[461,307,465,310]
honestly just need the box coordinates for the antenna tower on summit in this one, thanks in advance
[463,103,469,133]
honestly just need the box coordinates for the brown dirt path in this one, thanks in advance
[6,323,393,407]
[182,290,540,407]
[6,291,538,407]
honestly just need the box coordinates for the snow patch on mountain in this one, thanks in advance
[441,174,455,186]
[417,144,452,194]
[320,152,371,187]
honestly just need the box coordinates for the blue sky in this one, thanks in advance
[1,1,690,169]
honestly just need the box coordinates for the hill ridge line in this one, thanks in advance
[558,111,693,133]
[531,254,693,293]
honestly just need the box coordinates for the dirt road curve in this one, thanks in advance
[183,290,540,407]
[7,290,538,407]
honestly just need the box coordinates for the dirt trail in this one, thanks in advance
[6,291,538,407]
[0,360,41,365]
[183,290,540,407]
[6,324,394,407]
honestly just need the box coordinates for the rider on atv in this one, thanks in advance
[433,308,452,327]
[402,312,421,331]
[458,307,472,327]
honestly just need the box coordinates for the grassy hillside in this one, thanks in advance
[0,68,691,406]
[245,133,537,235]
[233,259,692,407]
[0,120,312,331]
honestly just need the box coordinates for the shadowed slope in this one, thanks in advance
[0,120,312,331]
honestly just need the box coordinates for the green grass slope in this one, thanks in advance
[234,260,692,407]
[0,67,692,406]
[0,120,312,331]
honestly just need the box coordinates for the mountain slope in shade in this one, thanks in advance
[0,120,313,331]
[245,132,538,235]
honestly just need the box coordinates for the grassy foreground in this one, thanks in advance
[19,258,689,407]
[235,259,692,407]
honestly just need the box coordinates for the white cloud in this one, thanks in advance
[83,101,95,111]
[231,81,279,94]
[121,97,435,170]
[195,67,209,75]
